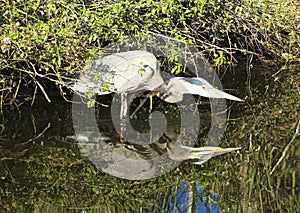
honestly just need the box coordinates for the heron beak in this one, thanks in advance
[205,88,244,102]
[217,92,244,102]
[211,147,241,156]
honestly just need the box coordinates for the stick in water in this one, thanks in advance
[130,91,159,119]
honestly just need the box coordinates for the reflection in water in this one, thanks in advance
[69,92,201,180]
[1,63,298,212]
[64,114,194,180]
[66,132,163,180]
[151,182,218,213]
[64,93,239,181]
[66,130,240,180]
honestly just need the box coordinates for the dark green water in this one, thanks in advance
[0,62,299,212]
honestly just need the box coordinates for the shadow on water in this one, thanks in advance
[0,62,299,212]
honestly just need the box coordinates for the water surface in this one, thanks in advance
[0,62,299,212]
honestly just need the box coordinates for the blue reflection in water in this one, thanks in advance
[151,182,218,213]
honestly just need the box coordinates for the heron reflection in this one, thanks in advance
[67,130,240,180]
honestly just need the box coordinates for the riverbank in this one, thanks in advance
[0,0,299,103]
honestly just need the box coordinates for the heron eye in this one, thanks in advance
[202,85,206,89]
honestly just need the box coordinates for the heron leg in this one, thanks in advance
[119,93,128,144]
[120,93,128,119]
[149,95,153,112]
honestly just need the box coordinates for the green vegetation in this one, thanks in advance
[0,0,299,103]
[0,0,299,212]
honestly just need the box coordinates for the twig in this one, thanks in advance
[24,123,51,144]
[272,65,286,77]
[28,61,51,103]
[31,85,37,106]
[34,77,51,102]
[0,87,11,92]
[12,72,22,102]
[270,119,300,175]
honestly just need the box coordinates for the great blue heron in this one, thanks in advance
[67,51,164,96]
[61,50,242,166]
[62,50,242,116]
[62,50,164,118]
